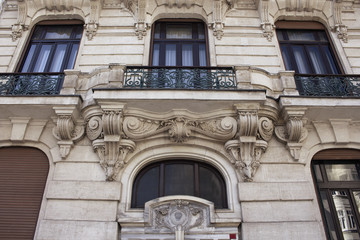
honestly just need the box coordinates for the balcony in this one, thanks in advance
[124,66,236,90]
[0,73,64,95]
[295,74,360,97]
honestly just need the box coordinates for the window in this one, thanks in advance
[19,23,83,73]
[276,22,341,74]
[151,21,208,67]
[312,150,360,240]
[131,160,227,209]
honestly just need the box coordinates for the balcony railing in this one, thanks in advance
[295,74,360,96]
[124,66,236,89]
[0,73,64,95]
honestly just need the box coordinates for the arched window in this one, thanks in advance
[312,149,360,240]
[131,160,227,209]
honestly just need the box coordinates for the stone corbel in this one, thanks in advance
[333,0,348,43]
[259,0,274,42]
[210,0,225,40]
[85,0,101,40]
[52,107,85,159]
[85,104,136,181]
[275,108,308,160]
[11,0,28,41]
[134,0,148,40]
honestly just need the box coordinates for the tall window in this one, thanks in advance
[151,21,208,67]
[20,23,83,73]
[312,150,360,240]
[276,22,341,74]
[131,160,227,209]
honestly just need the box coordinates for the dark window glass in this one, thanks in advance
[277,29,341,74]
[20,25,83,73]
[151,21,208,67]
[312,161,360,240]
[132,160,227,209]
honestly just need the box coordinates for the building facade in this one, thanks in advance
[0,0,360,239]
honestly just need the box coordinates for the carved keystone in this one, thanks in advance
[53,106,85,159]
[275,107,308,160]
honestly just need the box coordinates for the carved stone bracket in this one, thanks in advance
[11,1,28,41]
[122,115,238,143]
[85,0,101,40]
[52,107,85,159]
[134,0,148,40]
[275,108,308,160]
[84,104,136,181]
[145,196,214,240]
[333,0,348,43]
[225,106,275,182]
[210,0,225,40]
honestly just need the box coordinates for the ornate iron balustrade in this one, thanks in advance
[124,66,236,89]
[295,74,360,96]
[0,73,64,95]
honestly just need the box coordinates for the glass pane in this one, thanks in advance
[74,26,83,39]
[152,43,160,66]
[313,164,324,182]
[307,46,327,74]
[353,191,360,215]
[276,30,285,41]
[287,30,316,41]
[199,44,207,67]
[66,43,79,69]
[45,26,72,39]
[198,23,205,39]
[33,45,52,72]
[280,46,294,71]
[49,44,67,72]
[325,164,360,181]
[320,190,339,240]
[154,23,161,39]
[165,44,177,66]
[199,166,224,208]
[21,44,37,72]
[135,166,159,207]
[322,46,340,74]
[32,27,44,40]
[292,46,312,74]
[164,164,194,196]
[166,24,192,39]
[182,44,193,66]
[331,191,360,239]
[318,31,329,42]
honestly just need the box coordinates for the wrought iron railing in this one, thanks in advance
[294,74,360,96]
[124,66,236,89]
[0,73,64,95]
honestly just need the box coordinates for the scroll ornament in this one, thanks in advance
[225,112,274,182]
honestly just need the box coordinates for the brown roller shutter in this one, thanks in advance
[313,148,360,160]
[0,147,49,240]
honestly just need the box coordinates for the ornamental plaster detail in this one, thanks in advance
[275,108,308,160]
[52,107,85,159]
[225,106,275,182]
[145,197,213,240]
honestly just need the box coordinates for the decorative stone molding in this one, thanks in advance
[11,0,27,41]
[52,107,85,159]
[134,0,148,40]
[85,0,101,40]
[226,0,259,9]
[333,0,348,43]
[210,0,225,40]
[225,105,275,182]
[259,0,274,41]
[145,196,214,239]
[275,108,308,160]
[156,0,204,8]
[122,114,238,143]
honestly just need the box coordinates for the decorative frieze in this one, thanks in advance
[275,108,308,160]
[52,107,85,159]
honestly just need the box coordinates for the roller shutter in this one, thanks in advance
[0,147,49,240]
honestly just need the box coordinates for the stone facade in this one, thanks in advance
[0,0,360,239]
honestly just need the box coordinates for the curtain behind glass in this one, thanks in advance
[182,44,193,66]
[165,44,176,66]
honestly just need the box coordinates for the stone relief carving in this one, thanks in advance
[225,108,275,182]
[134,0,148,40]
[210,0,225,40]
[85,0,101,40]
[275,108,308,160]
[145,197,212,240]
[333,0,348,43]
[259,0,274,41]
[122,115,238,143]
[226,0,259,9]
[11,1,27,41]
[52,107,85,159]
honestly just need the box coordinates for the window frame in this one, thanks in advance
[131,160,228,209]
[149,19,210,67]
[16,20,83,73]
[312,149,360,240]
[276,21,344,75]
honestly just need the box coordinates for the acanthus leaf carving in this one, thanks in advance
[52,107,85,159]
[275,108,308,160]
